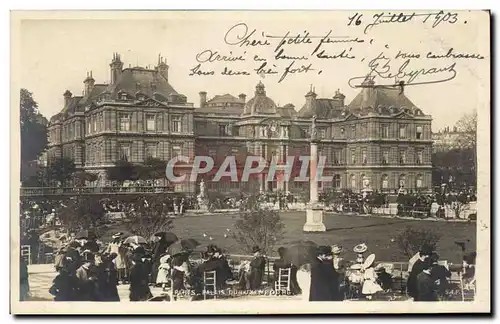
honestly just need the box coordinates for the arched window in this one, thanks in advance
[350,175,356,189]
[333,175,341,188]
[399,174,406,188]
[382,174,389,189]
[416,174,423,188]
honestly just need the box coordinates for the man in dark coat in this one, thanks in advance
[273,247,301,295]
[429,253,451,300]
[407,244,433,299]
[96,253,120,301]
[49,256,79,301]
[415,259,438,301]
[249,246,266,290]
[309,246,341,301]
[20,255,30,301]
[150,233,168,285]
[129,247,153,301]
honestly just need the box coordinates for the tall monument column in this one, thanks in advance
[303,115,326,232]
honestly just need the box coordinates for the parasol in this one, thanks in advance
[154,231,179,245]
[167,240,190,256]
[123,235,147,245]
[286,240,318,267]
[181,238,201,251]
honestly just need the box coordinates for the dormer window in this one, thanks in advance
[118,91,128,101]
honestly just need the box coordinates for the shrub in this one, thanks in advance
[395,226,441,258]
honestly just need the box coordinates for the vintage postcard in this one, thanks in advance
[10,10,490,314]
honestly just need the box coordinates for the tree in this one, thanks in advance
[231,196,285,255]
[135,157,166,181]
[395,226,441,258]
[432,148,476,188]
[124,195,174,239]
[20,89,48,179]
[106,158,137,184]
[455,110,477,150]
[46,156,76,186]
[57,196,105,231]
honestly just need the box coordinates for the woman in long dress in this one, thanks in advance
[296,264,311,301]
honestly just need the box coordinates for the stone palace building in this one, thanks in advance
[47,53,433,195]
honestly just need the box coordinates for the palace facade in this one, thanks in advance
[47,53,433,195]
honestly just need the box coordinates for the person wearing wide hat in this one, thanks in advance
[407,244,434,299]
[331,244,347,300]
[309,245,341,301]
[75,251,99,301]
[248,245,266,290]
[106,232,129,284]
[129,247,153,301]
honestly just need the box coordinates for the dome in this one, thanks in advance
[242,81,278,115]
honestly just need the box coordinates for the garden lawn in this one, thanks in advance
[101,212,476,264]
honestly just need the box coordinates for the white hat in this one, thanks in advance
[353,243,368,254]
[331,245,343,255]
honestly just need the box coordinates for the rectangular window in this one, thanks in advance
[146,143,157,158]
[399,125,407,139]
[146,114,156,131]
[382,150,389,165]
[172,116,182,133]
[362,149,367,164]
[87,120,91,134]
[416,126,423,139]
[119,144,130,161]
[351,150,356,164]
[119,113,131,131]
[416,150,423,164]
[416,177,423,188]
[400,150,407,164]
[382,124,389,138]
[351,125,356,138]
[319,129,326,139]
[333,150,340,165]
[172,145,182,157]
[219,124,230,136]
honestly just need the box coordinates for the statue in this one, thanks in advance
[197,179,208,211]
[199,179,206,198]
[310,115,318,140]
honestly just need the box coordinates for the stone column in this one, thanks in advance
[303,139,326,232]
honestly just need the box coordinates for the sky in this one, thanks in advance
[16,11,489,130]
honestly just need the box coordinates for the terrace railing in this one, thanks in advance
[20,186,175,197]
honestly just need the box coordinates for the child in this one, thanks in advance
[156,254,171,291]
[361,259,383,300]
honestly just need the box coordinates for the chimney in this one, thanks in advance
[83,71,95,97]
[453,126,457,132]
[199,91,207,108]
[333,88,345,107]
[156,54,169,80]
[305,85,317,112]
[110,52,123,85]
[63,90,72,107]
[239,93,246,104]
[361,76,375,107]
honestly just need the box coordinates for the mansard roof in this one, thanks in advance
[104,68,178,100]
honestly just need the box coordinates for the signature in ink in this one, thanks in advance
[348,52,457,88]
